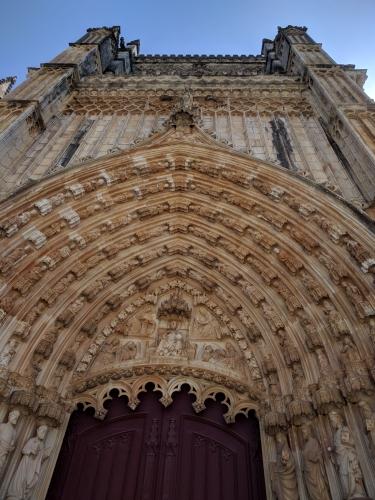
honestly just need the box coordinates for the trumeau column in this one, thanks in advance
[263,25,375,206]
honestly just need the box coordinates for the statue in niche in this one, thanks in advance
[50,364,66,390]
[291,363,310,402]
[0,339,18,368]
[221,342,238,370]
[156,321,185,358]
[340,337,362,365]
[119,341,137,362]
[328,411,368,500]
[358,401,375,455]
[341,281,371,318]
[201,344,221,363]
[245,350,262,380]
[0,410,20,477]
[201,342,239,370]
[315,348,332,378]
[96,337,119,366]
[191,306,222,339]
[129,306,156,337]
[179,87,194,112]
[155,294,192,359]
[6,425,49,500]
[301,424,331,500]
[273,432,299,500]
[324,305,350,339]
[339,337,371,393]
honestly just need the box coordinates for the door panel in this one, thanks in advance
[179,418,250,500]
[47,390,266,500]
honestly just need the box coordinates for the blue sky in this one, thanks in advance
[1,0,374,98]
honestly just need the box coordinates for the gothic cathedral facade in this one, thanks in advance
[0,25,374,499]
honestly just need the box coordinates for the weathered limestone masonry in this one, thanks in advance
[0,77,16,99]
[263,26,375,207]
[0,24,374,499]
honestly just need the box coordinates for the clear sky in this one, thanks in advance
[1,0,374,99]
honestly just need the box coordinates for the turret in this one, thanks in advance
[263,25,375,204]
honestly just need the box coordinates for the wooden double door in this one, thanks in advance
[47,389,266,500]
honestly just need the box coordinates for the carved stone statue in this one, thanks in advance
[157,328,184,357]
[179,88,194,112]
[324,307,350,339]
[119,341,137,362]
[339,337,372,394]
[301,424,331,500]
[7,424,49,500]
[130,307,156,337]
[273,432,299,500]
[97,337,119,366]
[0,410,20,477]
[328,411,368,500]
[358,401,375,455]
[200,342,239,370]
[0,339,18,368]
[191,306,222,339]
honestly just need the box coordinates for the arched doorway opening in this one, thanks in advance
[46,386,266,500]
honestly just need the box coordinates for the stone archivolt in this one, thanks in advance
[0,122,374,498]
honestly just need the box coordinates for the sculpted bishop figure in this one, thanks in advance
[358,401,375,455]
[0,410,20,477]
[7,425,49,500]
[273,432,299,500]
[0,339,18,368]
[328,411,368,500]
[301,424,331,500]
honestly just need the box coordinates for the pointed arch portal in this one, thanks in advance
[46,388,266,500]
[0,119,374,499]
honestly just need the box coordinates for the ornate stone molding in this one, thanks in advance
[0,126,373,439]
[70,369,257,423]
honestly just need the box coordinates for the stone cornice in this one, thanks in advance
[134,54,264,62]
[77,73,304,90]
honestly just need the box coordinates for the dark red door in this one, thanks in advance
[47,388,266,500]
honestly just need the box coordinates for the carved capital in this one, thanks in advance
[312,382,344,415]
[37,400,67,426]
[287,397,315,426]
[9,389,36,413]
